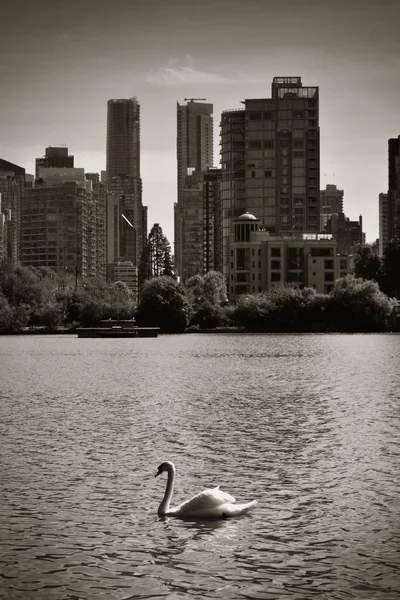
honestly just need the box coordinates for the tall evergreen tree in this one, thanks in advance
[138,224,174,289]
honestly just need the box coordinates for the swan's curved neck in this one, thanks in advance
[158,463,175,517]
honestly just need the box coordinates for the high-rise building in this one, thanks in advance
[35,146,74,180]
[379,192,389,257]
[220,77,320,277]
[106,98,140,180]
[320,184,344,231]
[106,98,146,279]
[174,167,222,284]
[0,159,26,264]
[175,99,214,280]
[387,135,400,243]
[21,169,104,278]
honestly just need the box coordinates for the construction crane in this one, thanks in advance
[184,98,207,102]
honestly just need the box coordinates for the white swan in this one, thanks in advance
[155,461,257,519]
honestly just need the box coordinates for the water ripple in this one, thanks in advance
[0,333,399,599]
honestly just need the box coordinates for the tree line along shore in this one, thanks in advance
[1,238,400,334]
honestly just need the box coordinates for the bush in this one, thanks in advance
[189,302,228,329]
[136,276,189,333]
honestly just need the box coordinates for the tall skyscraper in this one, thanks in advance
[220,77,320,277]
[175,99,214,280]
[105,98,146,278]
[106,98,141,180]
[0,158,26,264]
[379,192,389,257]
[387,135,400,242]
[35,147,74,180]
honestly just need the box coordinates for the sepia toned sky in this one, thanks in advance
[1,0,399,244]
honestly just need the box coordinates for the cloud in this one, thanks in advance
[146,54,251,86]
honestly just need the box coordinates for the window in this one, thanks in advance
[271,260,280,270]
[294,139,304,148]
[287,247,304,269]
[264,111,272,119]
[271,272,281,282]
[251,171,255,178]
[263,140,275,149]
[325,272,334,282]
[293,110,305,119]
[340,259,347,269]
[264,170,272,177]
[312,272,316,276]
[249,112,262,120]
[248,140,262,149]
[271,248,281,257]
[324,259,334,270]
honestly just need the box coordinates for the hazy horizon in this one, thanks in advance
[1,0,399,244]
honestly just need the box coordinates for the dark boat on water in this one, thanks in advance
[76,319,159,338]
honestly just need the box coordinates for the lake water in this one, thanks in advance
[0,333,399,599]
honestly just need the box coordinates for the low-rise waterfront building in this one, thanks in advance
[228,212,350,301]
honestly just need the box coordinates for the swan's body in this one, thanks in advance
[155,461,257,519]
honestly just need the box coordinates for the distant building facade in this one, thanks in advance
[228,212,349,301]
[177,167,222,284]
[221,77,320,279]
[320,184,344,231]
[35,147,74,180]
[387,135,400,243]
[175,99,214,280]
[379,192,389,257]
[325,213,364,255]
[0,159,26,264]
[21,169,105,278]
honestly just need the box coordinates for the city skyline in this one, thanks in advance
[1,0,399,246]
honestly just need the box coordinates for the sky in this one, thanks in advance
[1,0,399,244]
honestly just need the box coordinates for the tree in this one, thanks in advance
[135,276,189,333]
[329,275,395,331]
[139,224,174,289]
[353,244,382,283]
[186,271,227,309]
[381,238,400,299]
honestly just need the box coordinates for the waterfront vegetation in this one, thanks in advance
[1,239,400,334]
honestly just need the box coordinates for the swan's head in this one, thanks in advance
[155,461,175,477]
[155,462,166,478]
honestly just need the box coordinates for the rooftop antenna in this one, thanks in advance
[184,98,207,102]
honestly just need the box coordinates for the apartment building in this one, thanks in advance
[228,212,349,301]
[221,76,320,278]
[21,172,103,278]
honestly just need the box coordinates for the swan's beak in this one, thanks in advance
[155,470,161,477]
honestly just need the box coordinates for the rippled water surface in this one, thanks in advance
[1,333,400,599]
